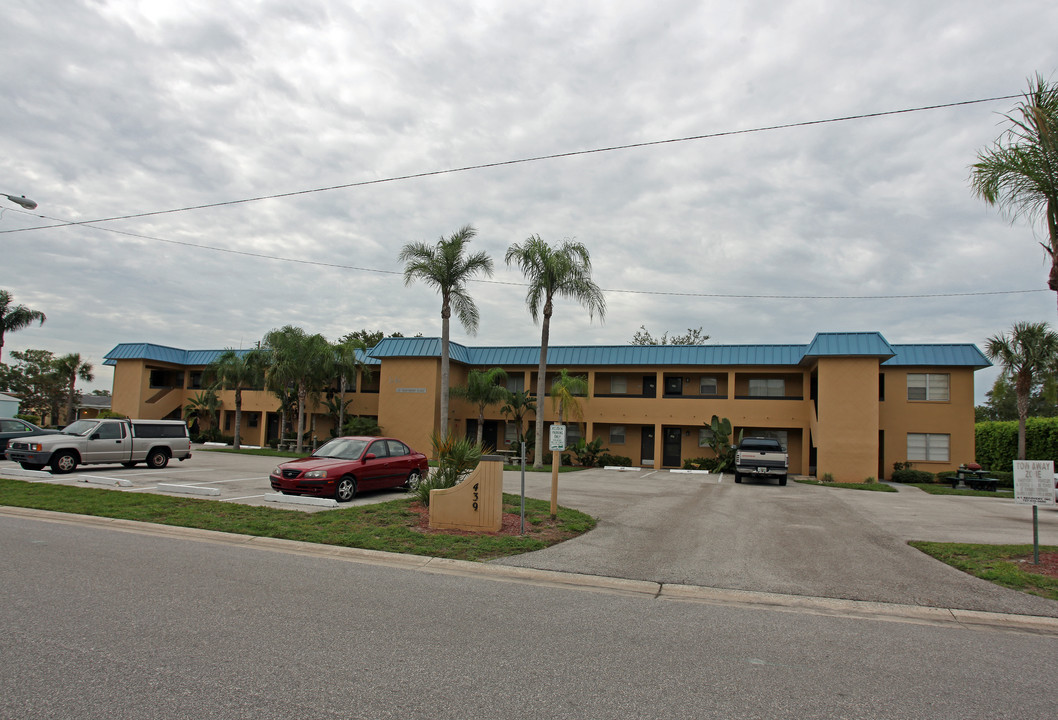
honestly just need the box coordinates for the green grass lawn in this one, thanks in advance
[794,478,897,492]
[909,541,1058,602]
[899,483,1014,498]
[0,478,595,562]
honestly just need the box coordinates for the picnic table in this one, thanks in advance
[944,467,999,491]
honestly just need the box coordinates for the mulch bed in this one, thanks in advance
[406,501,567,540]
[1015,551,1058,579]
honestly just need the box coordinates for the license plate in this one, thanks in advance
[757,467,767,473]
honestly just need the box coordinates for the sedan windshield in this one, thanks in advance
[312,438,368,460]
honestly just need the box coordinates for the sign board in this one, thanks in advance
[548,424,567,452]
[1013,460,1056,506]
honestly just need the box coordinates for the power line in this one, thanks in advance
[5,206,1044,301]
[0,93,1019,235]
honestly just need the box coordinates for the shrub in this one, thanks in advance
[891,468,934,484]
[342,416,382,436]
[598,453,632,467]
[683,457,719,471]
[15,414,41,425]
[820,473,834,483]
[571,437,608,467]
[976,417,1058,472]
[413,434,484,507]
[864,476,876,484]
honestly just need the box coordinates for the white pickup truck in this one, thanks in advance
[733,437,789,486]
[5,418,191,473]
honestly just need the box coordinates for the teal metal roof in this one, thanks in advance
[106,335,989,370]
[803,332,895,359]
[883,344,990,368]
[104,343,379,367]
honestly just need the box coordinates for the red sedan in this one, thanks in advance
[269,436,428,502]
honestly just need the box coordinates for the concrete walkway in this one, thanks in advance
[495,468,1058,618]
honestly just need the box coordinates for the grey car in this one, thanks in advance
[0,418,59,454]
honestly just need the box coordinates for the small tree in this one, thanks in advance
[184,390,221,440]
[630,326,710,345]
[450,367,508,446]
[703,415,739,472]
[500,389,536,447]
[985,321,1058,460]
[54,353,94,425]
[207,348,267,449]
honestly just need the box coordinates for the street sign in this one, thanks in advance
[1013,460,1056,506]
[548,424,567,452]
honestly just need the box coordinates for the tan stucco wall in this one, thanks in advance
[814,357,880,482]
[376,357,441,456]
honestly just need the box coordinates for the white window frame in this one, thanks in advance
[609,425,626,445]
[700,376,718,395]
[506,375,525,393]
[610,375,627,394]
[504,422,518,445]
[907,433,950,462]
[907,373,949,402]
[748,378,785,397]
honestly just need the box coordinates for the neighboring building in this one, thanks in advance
[0,392,21,419]
[77,394,112,419]
[104,331,989,482]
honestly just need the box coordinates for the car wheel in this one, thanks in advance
[51,451,78,474]
[733,472,742,484]
[405,470,422,491]
[146,449,169,469]
[20,462,45,471]
[778,474,788,486]
[336,476,357,502]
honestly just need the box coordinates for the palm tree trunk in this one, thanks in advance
[533,306,552,469]
[296,383,307,453]
[477,408,485,445]
[338,377,347,436]
[233,388,242,450]
[66,377,76,425]
[440,302,451,440]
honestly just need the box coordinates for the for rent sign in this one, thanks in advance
[1013,460,1056,506]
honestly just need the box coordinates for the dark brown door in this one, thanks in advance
[643,375,657,398]
[641,427,655,465]
[663,428,682,467]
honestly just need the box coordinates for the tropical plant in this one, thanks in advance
[53,353,94,425]
[550,369,588,426]
[499,389,536,447]
[450,367,508,445]
[323,395,354,437]
[0,289,46,364]
[0,349,64,420]
[399,225,493,439]
[571,437,608,467]
[184,390,221,439]
[971,75,1058,316]
[412,433,484,507]
[206,348,267,449]
[984,321,1058,460]
[506,235,605,467]
[702,415,739,472]
[332,336,370,435]
[263,325,334,453]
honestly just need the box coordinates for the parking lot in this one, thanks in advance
[0,446,411,512]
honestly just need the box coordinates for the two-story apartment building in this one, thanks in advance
[104,331,989,482]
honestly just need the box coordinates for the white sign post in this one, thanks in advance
[548,424,567,451]
[1013,460,1056,565]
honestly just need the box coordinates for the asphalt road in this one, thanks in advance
[2,515,1055,720]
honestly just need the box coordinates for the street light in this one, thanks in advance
[2,193,38,210]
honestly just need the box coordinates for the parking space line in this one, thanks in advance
[120,468,214,477]
[221,494,269,502]
[174,476,267,486]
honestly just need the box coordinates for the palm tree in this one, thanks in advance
[505,235,605,468]
[54,353,94,425]
[399,225,493,439]
[206,348,267,449]
[500,389,536,448]
[263,326,334,453]
[184,390,221,439]
[333,336,370,435]
[971,75,1058,316]
[450,367,508,446]
[0,289,46,364]
[549,369,588,427]
[984,321,1058,460]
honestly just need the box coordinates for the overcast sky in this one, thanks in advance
[3,1,1058,403]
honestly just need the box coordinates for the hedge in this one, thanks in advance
[975,417,1058,472]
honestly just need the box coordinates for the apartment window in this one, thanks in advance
[664,376,683,395]
[907,373,949,401]
[698,428,713,447]
[609,425,626,444]
[700,376,718,395]
[610,375,627,394]
[504,423,518,445]
[750,430,789,451]
[188,371,203,390]
[506,375,524,393]
[748,378,785,397]
[565,424,582,444]
[907,433,949,462]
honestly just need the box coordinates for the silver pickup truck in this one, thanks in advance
[5,418,191,473]
[733,437,788,486]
